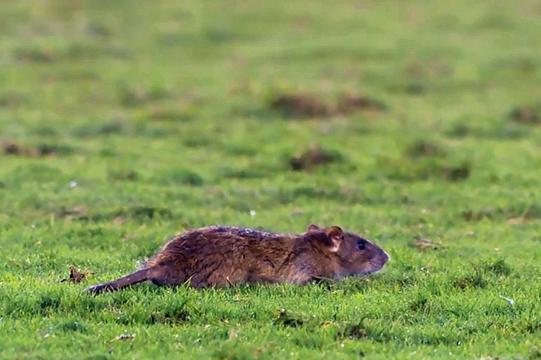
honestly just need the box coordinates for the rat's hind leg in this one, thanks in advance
[147,265,186,286]
[86,268,151,294]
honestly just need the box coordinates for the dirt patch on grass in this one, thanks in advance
[410,237,444,250]
[269,92,386,118]
[406,140,446,158]
[1,140,23,155]
[14,47,57,63]
[270,93,331,118]
[0,92,27,107]
[119,86,170,107]
[1,140,74,157]
[335,94,386,114]
[509,104,541,125]
[290,145,342,170]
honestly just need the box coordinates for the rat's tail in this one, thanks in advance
[86,268,150,294]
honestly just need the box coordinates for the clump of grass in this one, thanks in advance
[108,169,139,181]
[452,270,488,289]
[217,166,268,179]
[73,120,126,137]
[55,320,87,333]
[406,140,446,158]
[409,294,431,312]
[445,123,471,138]
[60,265,91,284]
[159,169,204,186]
[55,205,87,219]
[147,108,191,122]
[380,156,471,182]
[462,204,541,222]
[337,322,368,339]
[452,259,512,290]
[443,162,471,181]
[79,206,174,223]
[148,299,191,324]
[274,308,305,328]
[118,85,170,107]
[483,259,512,276]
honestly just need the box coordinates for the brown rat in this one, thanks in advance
[86,224,389,294]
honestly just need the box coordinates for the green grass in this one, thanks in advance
[1,0,541,358]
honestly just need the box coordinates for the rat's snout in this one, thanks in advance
[369,247,389,272]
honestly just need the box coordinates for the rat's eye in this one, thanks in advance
[356,239,366,251]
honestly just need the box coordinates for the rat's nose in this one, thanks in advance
[370,249,389,271]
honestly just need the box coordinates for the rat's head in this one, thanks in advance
[305,224,389,277]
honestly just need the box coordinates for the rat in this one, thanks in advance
[86,224,389,294]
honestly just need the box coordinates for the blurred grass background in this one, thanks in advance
[0,1,540,359]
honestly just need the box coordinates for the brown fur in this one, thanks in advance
[86,224,389,294]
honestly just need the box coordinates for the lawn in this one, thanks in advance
[1,0,541,359]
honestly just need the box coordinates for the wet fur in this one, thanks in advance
[87,225,388,294]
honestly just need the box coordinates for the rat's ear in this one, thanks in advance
[324,226,343,252]
[306,224,321,232]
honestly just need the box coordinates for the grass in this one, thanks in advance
[1,0,541,358]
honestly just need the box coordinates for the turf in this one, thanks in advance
[1,0,541,359]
